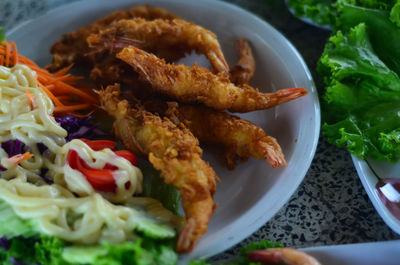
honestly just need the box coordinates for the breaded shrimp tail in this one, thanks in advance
[87,18,229,74]
[48,5,179,71]
[145,100,286,169]
[168,103,286,169]
[230,38,256,85]
[117,46,308,113]
[99,84,217,253]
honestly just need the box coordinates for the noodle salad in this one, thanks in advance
[0,41,183,265]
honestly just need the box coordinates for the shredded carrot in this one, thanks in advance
[0,41,97,116]
[38,83,64,107]
[11,42,18,67]
[54,64,74,76]
[66,110,95,118]
[5,41,10,67]
[26,89,35,109]
[54,103,91,112]
[8,152,34,165]
[56,95,73,101]
[50,82,97,104]
[51,74,80,83]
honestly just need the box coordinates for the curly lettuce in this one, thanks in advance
[287,0,400,28]
[287,0,336,27]
[0,235,177,265]
[288,0,400,162]
[318,23,400,161]
[390,1,400,26]
[0,28,4,42]
[336,2,400,75]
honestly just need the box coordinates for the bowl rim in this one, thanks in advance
[352,156,400,235]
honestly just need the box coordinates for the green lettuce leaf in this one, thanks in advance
[0,199,39,238]
[287,0,400,28]
[287,0,336,27]
[35,236,72,265]
[228,240,283,265]
[62,238,177,265]
[390,1,400,26]
[340,0,398,11]
[0,236,71,265]
[0,235,177,265]
[189,260,210,265]
[0,27,4,42]
[319,23,400,161]
[337,2,400,75]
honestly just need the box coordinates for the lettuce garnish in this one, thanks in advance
[288,0,400,162]
[287,0,400,28]
[0,235,178,265]
[0,28,4,42]
[287,0,336,27]
[0,199,178,265]
[319,23,400,161]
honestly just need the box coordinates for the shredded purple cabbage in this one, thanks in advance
[1,115,108,179]
[1,141,52,184]
[9,257,22,265]
[1,140,26,157]
[39,168,53,185]
[0,236,8,250]
[1,140,28,171]
[55,115,108,141]
[36,143,48,154]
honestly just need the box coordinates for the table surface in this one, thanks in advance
[2,0,399,263]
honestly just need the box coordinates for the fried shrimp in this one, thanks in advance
[99,84,217,253]
[48,5,179,71]
[90,56,131,86]
[144,100,286,169]
[117,46,308,113]
[89,56,143,87]
[87,18,229,74]
[230,39,256,85]
[170,104,286,169]
[248,248,322,265]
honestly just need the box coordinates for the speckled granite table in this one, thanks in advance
[2,0,399,262]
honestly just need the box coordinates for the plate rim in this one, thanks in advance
[6,0,321,261]
[301,240,400,265]
[351,155,400,235]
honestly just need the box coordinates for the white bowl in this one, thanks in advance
[302,240,400,265]
[352,156,400,235]
[7,0,320,261]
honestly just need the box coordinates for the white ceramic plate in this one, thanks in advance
[352,156,400,235]
[7,0,320,261]
[302,240,400,265]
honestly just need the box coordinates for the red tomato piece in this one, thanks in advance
[67,149,116,192]
[114,150,138,166]
[80,139,117,151]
